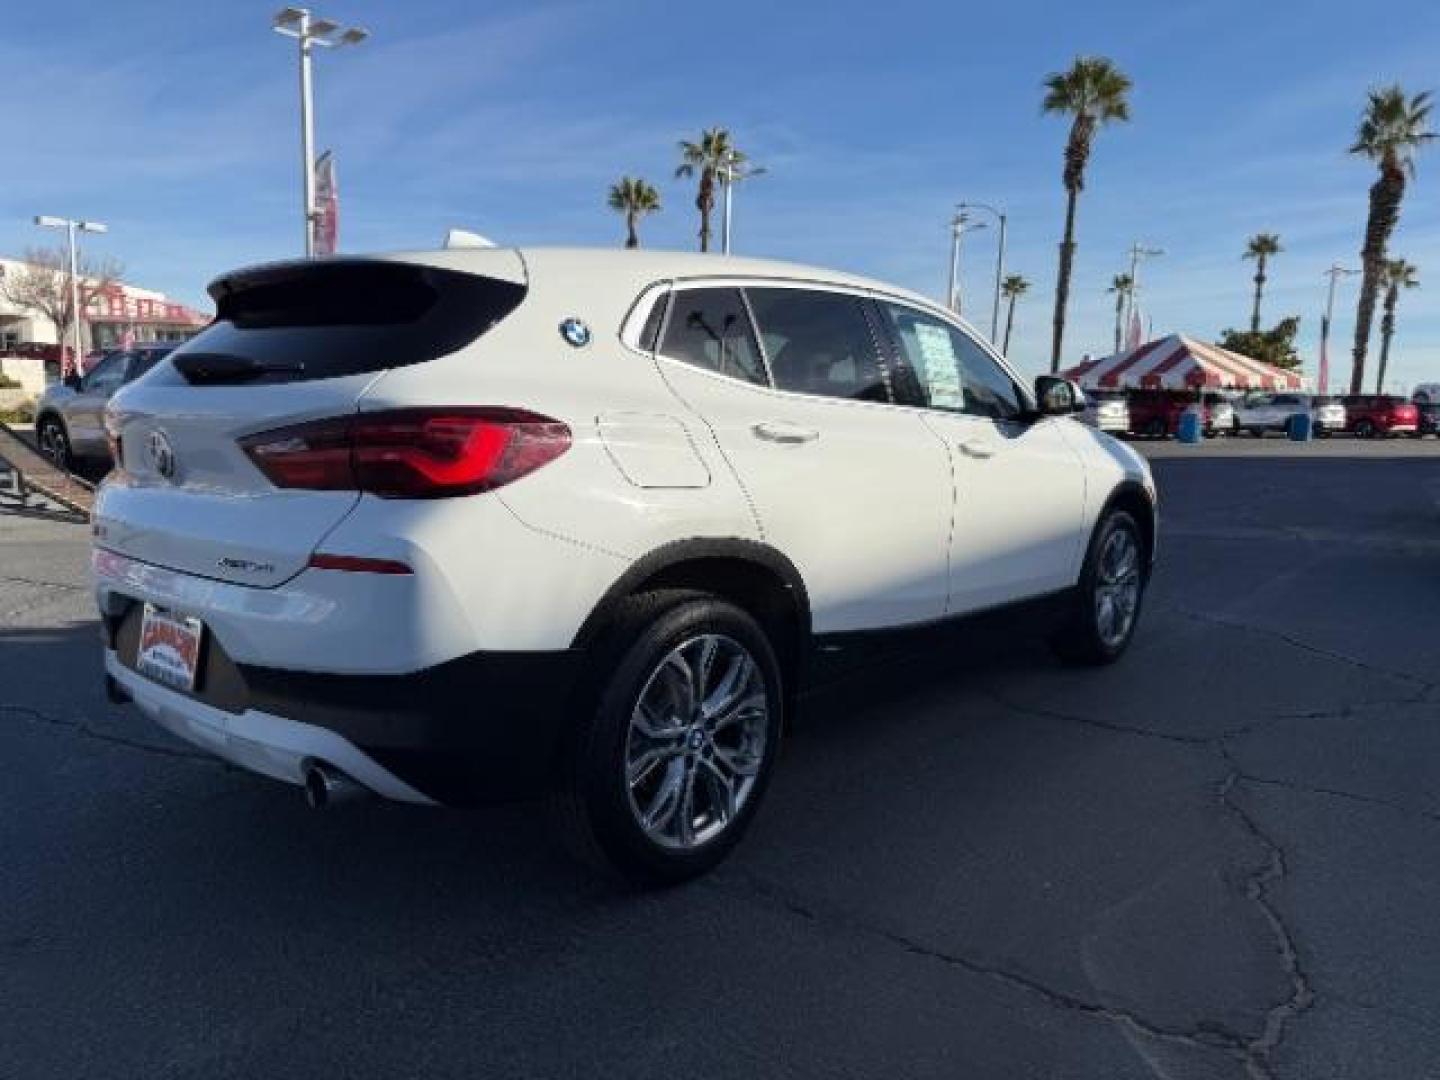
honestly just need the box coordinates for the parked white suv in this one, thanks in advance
[93,249,1157,884]
[1233,392,1343,437]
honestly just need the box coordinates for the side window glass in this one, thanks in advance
[126,350,167,383]
[745,288,889,403]
[82,355,124,394]
[659,288,766,385]
[879,303,1022,420]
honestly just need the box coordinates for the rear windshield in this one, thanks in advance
[170,261,526,384]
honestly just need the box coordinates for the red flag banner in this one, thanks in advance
[312,150,338,256]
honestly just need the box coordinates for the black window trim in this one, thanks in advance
[869,294,1031,423]
[653,284,771,389]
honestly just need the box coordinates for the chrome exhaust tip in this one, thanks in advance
[303,763,369,809]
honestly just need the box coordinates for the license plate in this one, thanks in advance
[136,604,204,691]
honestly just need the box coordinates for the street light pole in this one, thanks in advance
[272,8,368,258]
[946,210,986,315]
[958,202,1007,341]
[717,153,764,255]
[721,162,734,255]
[1123,242,1164,344]
[34,215,107,374]
[1320,264,1357,395]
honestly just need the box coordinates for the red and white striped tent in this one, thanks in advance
[1063,335,1305,391]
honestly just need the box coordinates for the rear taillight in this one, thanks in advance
[240,409,571,498]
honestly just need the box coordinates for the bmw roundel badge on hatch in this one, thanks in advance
[559,318,592,347]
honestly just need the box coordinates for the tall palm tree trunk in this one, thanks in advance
[1350,166,1405,393]
[1004,295,1018,354]
[696,169,715,252]
[625,211,639,249]
[1250,254,1267,332]
[1376,287,1399,393]
[1112,292,1124,354]
[1051,185,1079,372]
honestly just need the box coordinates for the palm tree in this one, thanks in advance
[607,177,661,249]
[1347,85,1435,394]
[1375,257,1419,393]
[999,274,1030,355]
[676,128,756,253]
[1106,273,1134,354]
[1042,56,1132,372]
[1243,233,1283,332]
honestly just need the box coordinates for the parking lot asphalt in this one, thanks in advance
[3,438,1439,1080]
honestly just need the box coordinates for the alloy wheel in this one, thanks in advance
[39,423,70,469]
[1094,525,1142,649]
[624,634,769,850]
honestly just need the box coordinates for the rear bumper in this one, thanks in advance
[105,606,586,805]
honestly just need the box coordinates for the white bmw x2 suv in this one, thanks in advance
[94,248,1156,884]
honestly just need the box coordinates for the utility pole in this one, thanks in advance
[1319,264,1358,395]
[1123,243,1164,344]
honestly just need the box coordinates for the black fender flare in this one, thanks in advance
[1093,479,1158,576]
[571,537,812,653]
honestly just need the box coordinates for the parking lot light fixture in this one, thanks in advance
[272,7,368,257]
[947,210,987,316]
[1123,243,1164,341]
[958,202,1008,341]
[34,215,109,374]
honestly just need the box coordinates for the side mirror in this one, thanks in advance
[1034,375,1086,417]
[63,372,83,392]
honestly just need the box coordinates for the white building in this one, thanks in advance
[0,256,210,354]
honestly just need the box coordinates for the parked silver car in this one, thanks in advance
[1080,388,1130,433]
[34,345,174,469]
[1233,392,1344,437]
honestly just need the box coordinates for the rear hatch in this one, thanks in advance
[96,253,527,587]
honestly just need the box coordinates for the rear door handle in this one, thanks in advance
[957,438,997,459]
[752,421,819,445]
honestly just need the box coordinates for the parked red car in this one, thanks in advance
[1340,394,1419,437]
[1125,390,1210,438]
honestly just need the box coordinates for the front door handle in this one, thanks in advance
[957,438,997,459]
[752,421,819,445]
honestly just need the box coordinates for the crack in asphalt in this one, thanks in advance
[977,689,1231,747]
[1216,748,1317,1079]
[0,572,87,594]
[0,702,221,766]
[715,871,1255,1061]
[1165,606,1437,694]
[1235,771,1440,828]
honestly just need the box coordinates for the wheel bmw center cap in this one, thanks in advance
[559,318,592,347]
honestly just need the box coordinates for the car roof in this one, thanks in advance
[384,246,956,322]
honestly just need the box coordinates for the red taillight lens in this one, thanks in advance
[240,409,571,498]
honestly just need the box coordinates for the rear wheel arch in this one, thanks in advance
[35,409,66,436]
[573,539,812,705]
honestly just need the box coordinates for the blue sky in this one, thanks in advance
[6,0,1440,389]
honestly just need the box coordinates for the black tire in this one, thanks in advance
[36,415,73,471]
[550,591,784,887]
[1354,419,1376,439]
[1050,508,1147,666]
